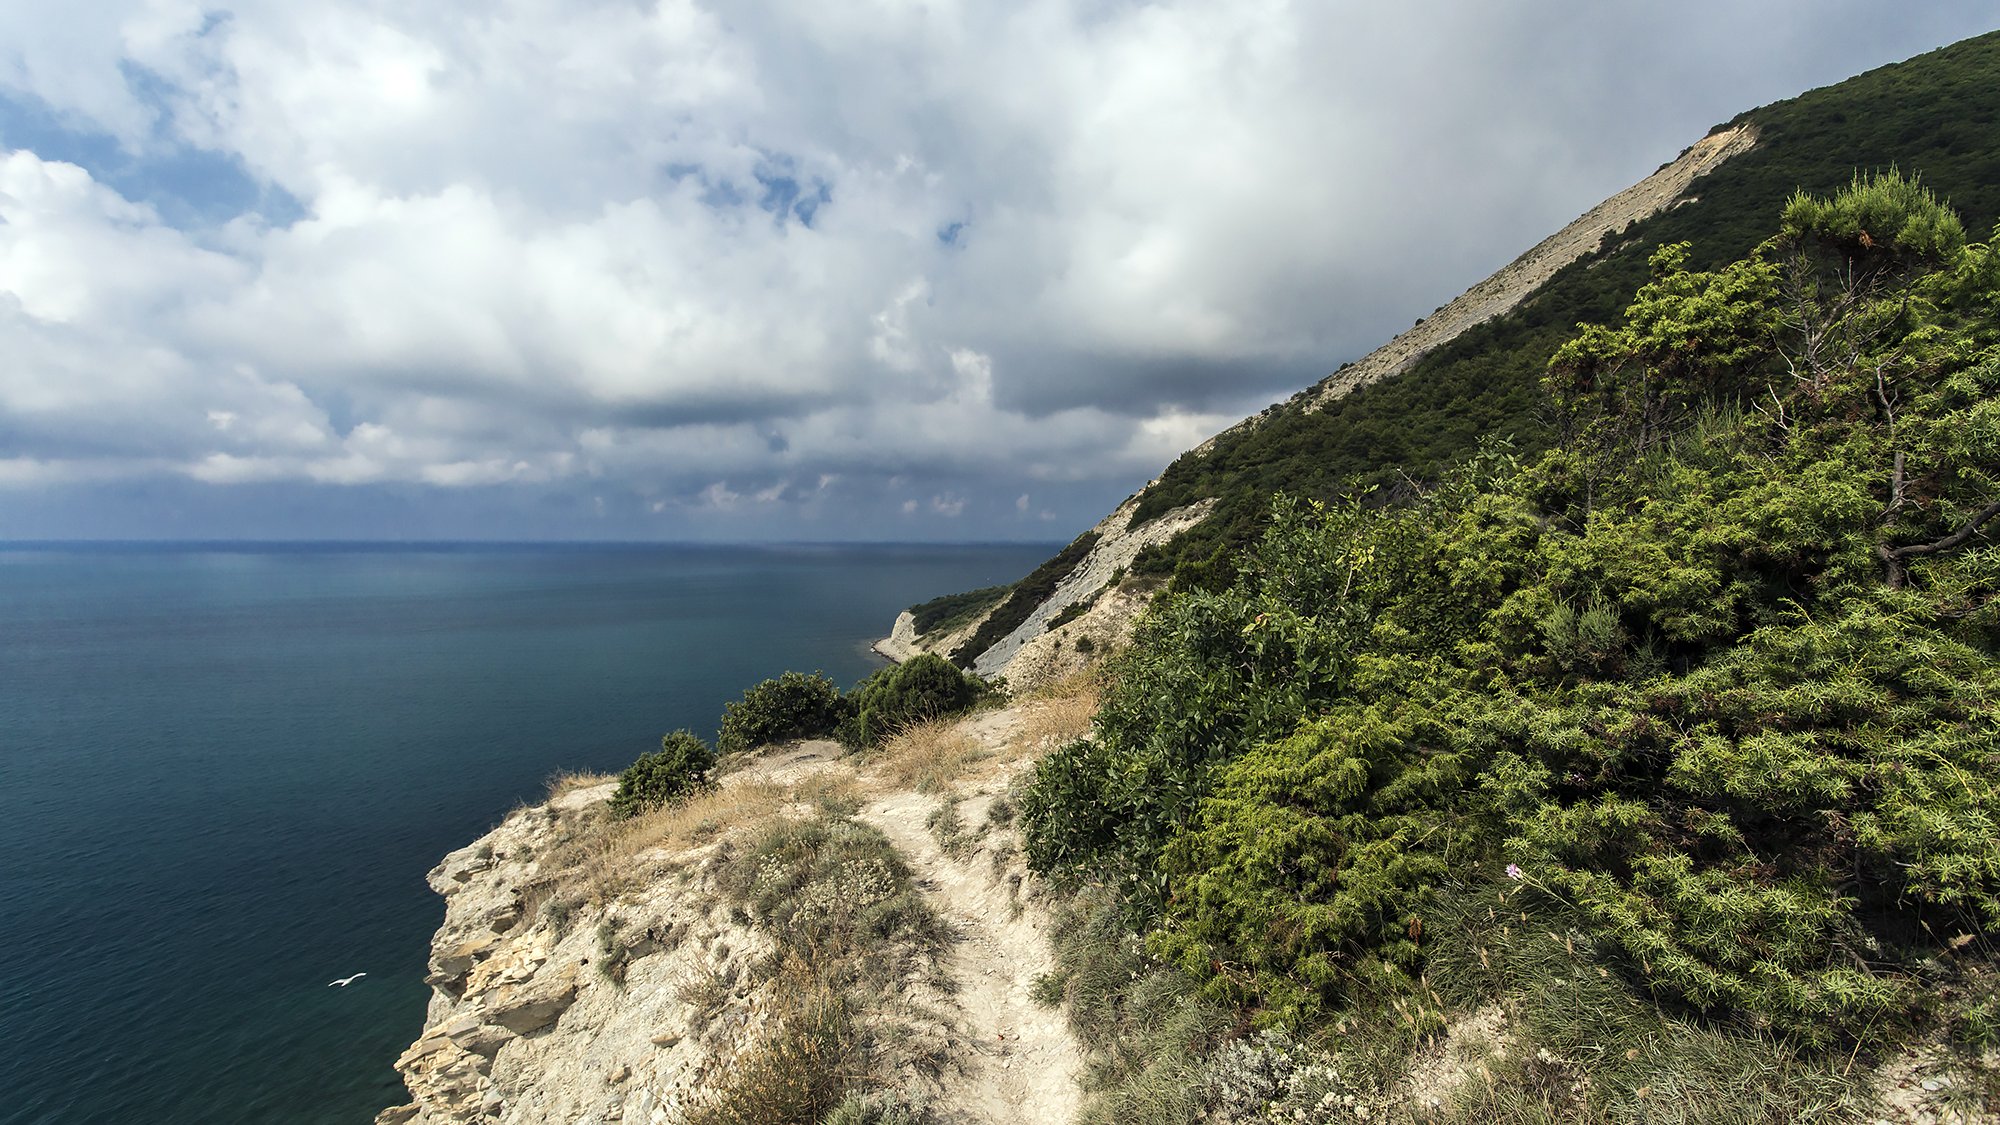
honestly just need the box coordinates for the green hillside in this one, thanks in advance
[1021,164,2000,1122]
[618,36,2000,1120]
[1128,29,2000,589]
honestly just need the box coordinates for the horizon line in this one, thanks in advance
[0,536,1070,549]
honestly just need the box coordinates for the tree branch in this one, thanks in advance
[1887,498,2000,562]
[1876,451,1906,524]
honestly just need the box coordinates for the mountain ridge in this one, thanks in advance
[882,119,1756,682]
[891,28,2000,685]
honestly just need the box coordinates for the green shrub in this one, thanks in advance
[1025,490,1425,900]
[1048,592,1099,630]
[1781,166,1966,262]
[1019,738,1121,877]
[717,671,843,755]
[1023,179,2000,1043]
[1154,710,1465,1023]
[908,584,1012,636]
[837,653,987,750]
[609,729,714,818]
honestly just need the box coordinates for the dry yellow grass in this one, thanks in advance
[524,779,793,909]
[1014,669,1100,752]
[610,779,791,864]
[680,953,855,1125]
[788,769,862,815]
[868,674,1101,793]
[525,742,880,912]
[872,717,988,793]
[544,769,616,799]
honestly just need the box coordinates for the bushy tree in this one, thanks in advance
[837,653,986,749]
[611,730,715,818]
[1780,166,1966,263]
[1545,242,1780,460]
[717,671,844,755]
[1023,178,2000,1040]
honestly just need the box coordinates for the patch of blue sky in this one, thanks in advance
[756,172,836,226]
[753,158,830,228]
[662,161,746,209]
[662,154,830,228]
[0,85,303,231]
[936,220,967,247]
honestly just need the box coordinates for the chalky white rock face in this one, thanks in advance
[971,494,1214,684]
[873,610,924,663]
[870,494,1211,692]
[871,604,987,667]
[379,707,1090,1125]
[377,782,777,1125]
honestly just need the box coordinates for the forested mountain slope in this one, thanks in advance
[900,29,2000,678]
[393,35,2000,1125]
[1017,160,2000,1125]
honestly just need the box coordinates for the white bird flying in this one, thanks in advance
[328,973,367,987]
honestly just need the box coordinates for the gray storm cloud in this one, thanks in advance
[0,0,1991,538]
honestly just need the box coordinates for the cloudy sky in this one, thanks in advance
[0,2,1991,541]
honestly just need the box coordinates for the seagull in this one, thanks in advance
[328,973,367,987]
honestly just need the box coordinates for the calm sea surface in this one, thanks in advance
[0,542,1052,1125]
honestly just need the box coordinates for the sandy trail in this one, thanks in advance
[717,707,1087,1122]
[861,788,1082,1125]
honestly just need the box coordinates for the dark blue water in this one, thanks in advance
[0,542,1050,1125]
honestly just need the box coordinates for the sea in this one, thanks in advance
[0,541,1053,1125]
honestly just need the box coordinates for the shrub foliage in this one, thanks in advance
[1024,176,2000,1041]
[717,671,844,755]
[838,653,986,749]
[609,729,715,818]
[908,583,1013,637]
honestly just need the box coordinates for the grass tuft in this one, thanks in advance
[1013,669,1102,752]
[543,769,616,799]
[680,957,857,1125]
[873,718,988,793]
[678,811,952,1125]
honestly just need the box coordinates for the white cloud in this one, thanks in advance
[0,151,245,325]
[0,0,1991,537]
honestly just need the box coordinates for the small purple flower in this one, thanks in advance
[1505,863,1524,881]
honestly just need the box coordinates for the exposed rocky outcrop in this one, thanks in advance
[872,605,986,667]
[985,575,1157,691]
[872,610,925,663]
[967,494,1212,685]
[874,494,1212,691]
[377,782,780,1125]
[380,699,1093,1125]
